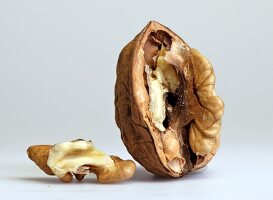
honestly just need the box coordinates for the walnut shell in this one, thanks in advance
[115,21,224,177]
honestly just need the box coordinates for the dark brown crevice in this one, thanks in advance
[163,92,178,129]
[168,71,190,128]
[177,123,194,172]
[174,75,197,170]
[188,144,197,165]
[166,92,178,107]
[162,115,169,129]
[184,123,197,165]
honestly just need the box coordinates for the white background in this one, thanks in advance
[1,0,273,199]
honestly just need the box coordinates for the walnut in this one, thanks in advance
[27,139,136,183]
[115,21,224,177]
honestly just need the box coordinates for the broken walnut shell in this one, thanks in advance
[115,21,224,177]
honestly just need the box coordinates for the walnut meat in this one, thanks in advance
[115,21,224,177]
[27,139,136,183]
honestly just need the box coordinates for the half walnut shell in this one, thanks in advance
[115,21,224,177]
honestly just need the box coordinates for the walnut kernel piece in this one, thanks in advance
[27,139,136,183]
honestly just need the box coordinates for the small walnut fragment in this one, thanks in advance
[27,139,136,183]
[115,21,224,177]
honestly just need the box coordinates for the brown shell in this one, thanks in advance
[115,21,224,177]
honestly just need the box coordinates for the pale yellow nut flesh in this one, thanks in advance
[146,47,180,132]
